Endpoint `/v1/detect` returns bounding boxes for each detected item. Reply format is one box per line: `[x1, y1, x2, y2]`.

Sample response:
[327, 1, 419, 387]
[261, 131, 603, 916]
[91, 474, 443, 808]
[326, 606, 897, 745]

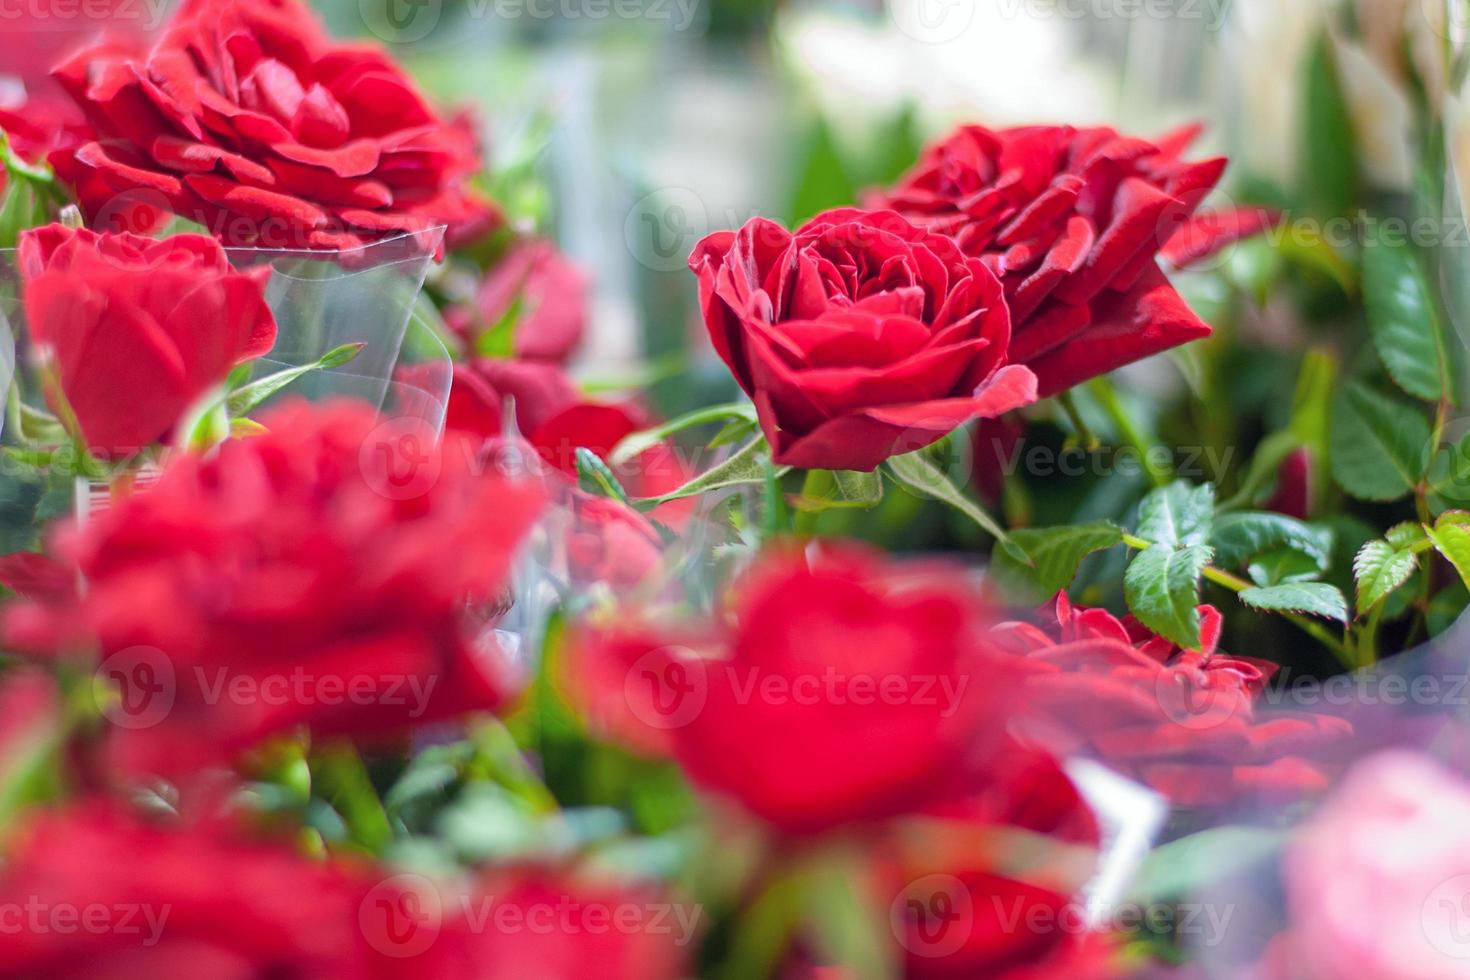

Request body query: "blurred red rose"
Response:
[991, 594, 1350, 808]
[448, 239, 588, 363]
[18, 224, 277, 456]
[0, 805, 396, 979]
[445, 868, 691, 979]
[689, 207, 1036, 471]
[871, 125, 1273, 396]
[50, 0, 497, 251]
[564, 491, 664, 591]
[442, 359, 690, 502]
[1264, 447, 1314, 520]
[3, 400, 544, 775]
[574, 546, 1021, 833]
[878, 748, 1116, 979]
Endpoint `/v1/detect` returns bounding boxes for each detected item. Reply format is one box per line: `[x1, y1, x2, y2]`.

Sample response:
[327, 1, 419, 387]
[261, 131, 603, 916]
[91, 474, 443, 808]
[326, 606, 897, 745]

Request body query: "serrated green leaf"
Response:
[1125, 544, 1212, 649]
[1211, 512, 1333, 573]
[887, 450, 1010, 544]
[1354, 539, 1420, 614]
[1302, 32, 1359, 219]
[1427, 521, 1470, 591]
[1136, 481, 1215, 547]
[990, 522, 1125, 603]
[1329, 383, 1432, 501]
[636, 437, 786, 508]
[1362, 237, 1459, 403]
[576, 448, 631, 504]
[1239, 583, 1349, 623]
[1386, 521, 1428, 549]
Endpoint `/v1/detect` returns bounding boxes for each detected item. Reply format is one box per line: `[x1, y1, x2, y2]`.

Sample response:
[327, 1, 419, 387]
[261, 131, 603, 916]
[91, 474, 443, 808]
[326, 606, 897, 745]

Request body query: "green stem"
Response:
[1057, 391, 1099, 450]
[793, 469, 835, 536]
[1089, 377, 1172, 487]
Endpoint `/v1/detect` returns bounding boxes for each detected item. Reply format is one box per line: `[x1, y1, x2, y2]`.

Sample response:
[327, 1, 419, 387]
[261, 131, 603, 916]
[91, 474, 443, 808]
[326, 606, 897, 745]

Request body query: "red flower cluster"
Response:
[4, 400, 544, 775]
[690, 207, 1036, 471]
[869, 124, 1270, 396]
[18, 224, 277, 456]
[0, 805, 688, 979]
[573, 546, 1024, 833]
[991, 595, 1350, 808]
[51, 0, 496, 250]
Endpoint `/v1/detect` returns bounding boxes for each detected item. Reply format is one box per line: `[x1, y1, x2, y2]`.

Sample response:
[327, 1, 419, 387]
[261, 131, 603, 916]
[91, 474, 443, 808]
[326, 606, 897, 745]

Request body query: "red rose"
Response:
[991, 594, 1350, 808]
[442, 359, 691, 503]
[51, 0, 497, 251]
[0, 806, 689, 979]
[689, 207, 1036, 471]
[564, 491, 665, 591]
[878, 749, 1115, 980]
[573, 546, 1021, 833]
[871, 125, 1270, 396]
[449, 239, 589, 363]
[3, 400, 544, 775]
[18, 224, 277, 456]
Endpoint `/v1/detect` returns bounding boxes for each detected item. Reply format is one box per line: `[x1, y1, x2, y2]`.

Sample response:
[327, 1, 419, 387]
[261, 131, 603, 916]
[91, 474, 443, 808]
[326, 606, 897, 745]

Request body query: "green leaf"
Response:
[609, 402, 757, 468]
[786, 112, 858, 226]
[636, 438, 787, 509]
[1353, 539, 1421, 614]
[1428, 434, 1470, 513]
[576, 448, 631, 504]
[1428, 582, 1470, 637]
[1427, 519, 1470, 592]
[1124, 544, 1213, 649]
[1386, 521, 1428, 549]
[310, 743, 393, 855]
[1329, 382, 1432, 501]
[886, 450, 1010, 544]
[1136, 481, 1215, 547]
[991, 522, 1125, 603]
[1301, 31, 1359, 218]
[1248, 548, 1328, 587]
[226, 343, 365, 417]
[1239, 583, 1349, 623]
[1362, 237, 1459, 404]
[1211, 512, 1333, 574]
[832, 469, 883, 506]
[1131, 827, 1284, 904]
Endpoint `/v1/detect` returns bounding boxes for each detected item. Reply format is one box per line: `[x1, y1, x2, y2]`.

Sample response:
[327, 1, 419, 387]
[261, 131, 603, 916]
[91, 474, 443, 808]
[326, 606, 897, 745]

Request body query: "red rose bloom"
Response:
[689, 207, 1036, 471]
[0, 806, 401, 979]
[18, 224, 277, 456]
[871, 125, 1267, 396]
[51, 0, 496, 251]
[442, 359, 690, 503]
[0, 806, 689, 979]
[991, 594, 1350, 808]
[878, 748, 1115, 980]
[3, 400, 544, 775]
[449, 239, 589, 363]
[574, 547, 1021, 833]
